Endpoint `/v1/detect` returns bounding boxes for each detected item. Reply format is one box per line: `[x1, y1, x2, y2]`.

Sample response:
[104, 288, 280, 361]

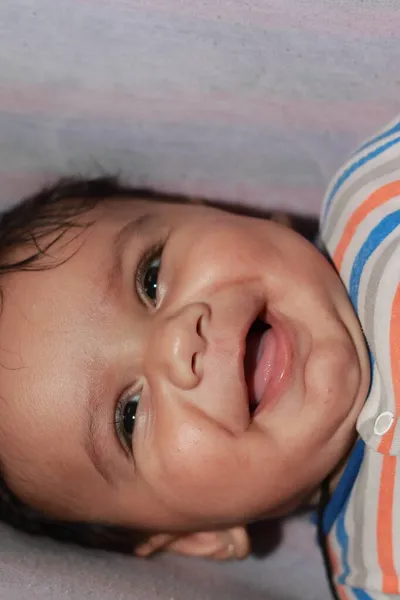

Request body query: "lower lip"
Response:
[253, 315, 292, 416]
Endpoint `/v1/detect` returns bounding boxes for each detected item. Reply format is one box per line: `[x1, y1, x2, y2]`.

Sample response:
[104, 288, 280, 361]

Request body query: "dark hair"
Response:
[0, 176, 318, 553]
[0, 176, 185, 553]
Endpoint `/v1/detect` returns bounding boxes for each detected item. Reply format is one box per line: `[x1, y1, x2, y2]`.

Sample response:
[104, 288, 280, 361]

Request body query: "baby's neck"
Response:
[307, 434, 359, 509]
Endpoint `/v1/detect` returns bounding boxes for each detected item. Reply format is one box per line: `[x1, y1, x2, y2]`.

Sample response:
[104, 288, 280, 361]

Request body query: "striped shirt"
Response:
[319, 115, 400, 600]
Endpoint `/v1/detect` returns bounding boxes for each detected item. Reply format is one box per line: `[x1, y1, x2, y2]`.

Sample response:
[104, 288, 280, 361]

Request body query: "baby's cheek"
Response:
[147, 421, 237, 513]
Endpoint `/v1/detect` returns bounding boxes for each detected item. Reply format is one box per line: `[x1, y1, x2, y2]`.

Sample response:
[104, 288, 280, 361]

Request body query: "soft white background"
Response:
[0, 0, 399, 214]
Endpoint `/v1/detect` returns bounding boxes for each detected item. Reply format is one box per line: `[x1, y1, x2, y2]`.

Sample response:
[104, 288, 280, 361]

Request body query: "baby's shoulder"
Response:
[318, 117, 400, 461]
[320, 115, 400, 250]
[318, 116, 400, 329]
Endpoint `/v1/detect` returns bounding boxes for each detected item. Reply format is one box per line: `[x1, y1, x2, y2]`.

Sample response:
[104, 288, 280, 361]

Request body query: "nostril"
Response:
[196, 315, 202, 336]
[191, 352, 203, 378]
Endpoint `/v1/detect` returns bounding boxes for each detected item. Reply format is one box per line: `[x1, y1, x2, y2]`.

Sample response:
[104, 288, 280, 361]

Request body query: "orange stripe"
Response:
[378, 423, 396, 456]
[376, 286, 400, 593]
[379, 286, 400, 454]
[330, 180, 400, 594]
[390, 285, 400, 419]
[336, 585, 352, 599]
[333, 180, 400, 272]
[377, 455, 398, 593]
[327, 538, 352, 600]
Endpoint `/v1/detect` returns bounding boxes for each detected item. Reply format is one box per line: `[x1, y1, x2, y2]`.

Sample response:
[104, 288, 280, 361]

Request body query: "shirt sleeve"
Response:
[333, 583, 400, 600]
[318, 116, 400, 600]
[319, 115, 400, 456]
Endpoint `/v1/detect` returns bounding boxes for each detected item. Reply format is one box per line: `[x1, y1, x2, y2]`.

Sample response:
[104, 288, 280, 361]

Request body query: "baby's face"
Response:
[0, 199, 370, 532]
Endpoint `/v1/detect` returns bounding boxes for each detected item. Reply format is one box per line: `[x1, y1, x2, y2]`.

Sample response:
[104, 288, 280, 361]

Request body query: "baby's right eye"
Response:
[115, 393, 140, 455]
[136, 244, 163, 307]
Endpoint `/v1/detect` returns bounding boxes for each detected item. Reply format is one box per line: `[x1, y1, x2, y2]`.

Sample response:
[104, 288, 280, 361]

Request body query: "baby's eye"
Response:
[115, 393, 140, 455]
[143, 255, 161, 303]
[136, 246, 163, 306]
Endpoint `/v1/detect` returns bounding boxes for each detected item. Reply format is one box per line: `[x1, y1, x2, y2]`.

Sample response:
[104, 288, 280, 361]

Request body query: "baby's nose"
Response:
[152, 303, 209, 390]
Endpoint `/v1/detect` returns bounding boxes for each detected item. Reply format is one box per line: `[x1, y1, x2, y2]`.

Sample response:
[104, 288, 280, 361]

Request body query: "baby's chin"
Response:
[307, 323, 364, 418]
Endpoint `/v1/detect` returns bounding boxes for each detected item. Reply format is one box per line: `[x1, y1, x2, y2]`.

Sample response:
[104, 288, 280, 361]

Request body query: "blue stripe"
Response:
[336, 506, 374, 599]
[322, 135, 400, 222]
[356, 119, 400, 155]
[336, 496, 351, 586]
[334, 453, 374, 600]
[323, 213, 400, 598]
[349, 211, 400, 309]
[322, 440, 365, 534]
[348, 212, 400, 391]
[350, 588, 374, 600]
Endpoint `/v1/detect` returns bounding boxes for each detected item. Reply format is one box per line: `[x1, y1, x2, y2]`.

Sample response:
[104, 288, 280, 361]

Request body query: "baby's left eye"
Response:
[115, 393, 140, 455]
[136, 246, 163, 306]
[143, 256, 160, 303]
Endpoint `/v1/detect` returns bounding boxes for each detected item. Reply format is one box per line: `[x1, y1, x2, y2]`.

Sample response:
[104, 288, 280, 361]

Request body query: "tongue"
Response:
[252, 328, 277, 404]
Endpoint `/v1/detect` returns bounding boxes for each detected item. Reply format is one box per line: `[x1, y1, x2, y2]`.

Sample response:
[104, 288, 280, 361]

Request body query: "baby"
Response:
[0, 115, 399, 600]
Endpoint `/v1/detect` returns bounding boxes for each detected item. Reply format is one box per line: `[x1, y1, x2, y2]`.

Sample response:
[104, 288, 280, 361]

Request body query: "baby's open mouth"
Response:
[244, 316, 274, 415]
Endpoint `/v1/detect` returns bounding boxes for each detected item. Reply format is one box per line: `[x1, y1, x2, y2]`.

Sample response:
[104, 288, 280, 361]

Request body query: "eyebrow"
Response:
[84, 396, 115, 485]
[107, 212, 156, 293]
[84, 212, 154, 484]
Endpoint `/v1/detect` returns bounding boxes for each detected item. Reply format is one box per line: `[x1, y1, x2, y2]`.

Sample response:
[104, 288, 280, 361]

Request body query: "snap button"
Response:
[374, 411, 394, 436]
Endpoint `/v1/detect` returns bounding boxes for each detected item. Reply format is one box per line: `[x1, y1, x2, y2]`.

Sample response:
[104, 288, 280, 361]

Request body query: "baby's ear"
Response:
[134, 526, 250, 561]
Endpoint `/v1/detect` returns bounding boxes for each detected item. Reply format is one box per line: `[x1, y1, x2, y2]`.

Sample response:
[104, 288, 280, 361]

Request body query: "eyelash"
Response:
[113, 241, 165, 455]
[114, 392, 141, 457]
[135, 242, 164, 307]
